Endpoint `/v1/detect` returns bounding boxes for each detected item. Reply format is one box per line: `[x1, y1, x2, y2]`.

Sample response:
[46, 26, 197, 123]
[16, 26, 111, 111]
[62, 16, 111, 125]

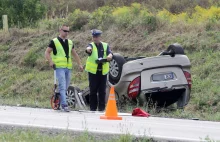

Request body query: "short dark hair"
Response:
[60, 24, 69, 29]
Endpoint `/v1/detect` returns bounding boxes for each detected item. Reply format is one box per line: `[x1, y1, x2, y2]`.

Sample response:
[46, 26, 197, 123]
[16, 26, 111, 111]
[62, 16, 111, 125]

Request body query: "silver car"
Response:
[67, 43, 191, 109]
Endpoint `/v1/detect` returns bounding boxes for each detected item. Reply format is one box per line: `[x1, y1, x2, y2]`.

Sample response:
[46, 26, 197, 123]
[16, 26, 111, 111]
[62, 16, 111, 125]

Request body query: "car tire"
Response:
[167, 43, 185, 55]
[137, 95, 145, 106]
[81, 87, 90, 105]
[66, 86, 81, 108]
[109, 53, 126, 84]
[177, 86, 191, 109]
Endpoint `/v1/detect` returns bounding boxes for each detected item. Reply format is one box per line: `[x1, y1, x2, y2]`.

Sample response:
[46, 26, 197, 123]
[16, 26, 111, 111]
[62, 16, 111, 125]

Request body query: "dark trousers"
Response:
[88, 71, 107, 111]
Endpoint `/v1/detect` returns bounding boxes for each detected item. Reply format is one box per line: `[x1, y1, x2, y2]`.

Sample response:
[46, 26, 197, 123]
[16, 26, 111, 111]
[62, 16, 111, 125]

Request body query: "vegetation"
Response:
[0, 0, 46, 28]
[0, 1, 220, 121]
[0, 129, 152, 142]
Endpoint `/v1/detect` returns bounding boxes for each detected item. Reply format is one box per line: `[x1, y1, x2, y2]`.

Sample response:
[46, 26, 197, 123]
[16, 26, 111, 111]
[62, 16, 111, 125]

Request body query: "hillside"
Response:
[0, 2, 220, 121]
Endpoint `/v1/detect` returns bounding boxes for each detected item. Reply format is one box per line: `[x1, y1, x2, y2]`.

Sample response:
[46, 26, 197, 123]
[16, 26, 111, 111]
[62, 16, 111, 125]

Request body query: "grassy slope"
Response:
[0, 20, 220, 121]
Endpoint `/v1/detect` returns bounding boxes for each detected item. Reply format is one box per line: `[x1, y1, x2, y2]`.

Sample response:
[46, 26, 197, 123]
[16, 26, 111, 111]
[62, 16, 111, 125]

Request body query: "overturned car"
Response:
[67, 43, 191, 109]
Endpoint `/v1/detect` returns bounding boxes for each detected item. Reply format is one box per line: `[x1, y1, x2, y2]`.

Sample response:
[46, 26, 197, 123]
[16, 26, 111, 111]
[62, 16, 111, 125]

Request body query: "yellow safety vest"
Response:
[51, 38, 73, 69]
[85, 42, 110, 75]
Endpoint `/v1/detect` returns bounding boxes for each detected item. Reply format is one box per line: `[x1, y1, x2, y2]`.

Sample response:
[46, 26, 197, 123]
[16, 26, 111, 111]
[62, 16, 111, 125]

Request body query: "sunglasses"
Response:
[93, 35, 101, 38]
[62, 29, 70, 33]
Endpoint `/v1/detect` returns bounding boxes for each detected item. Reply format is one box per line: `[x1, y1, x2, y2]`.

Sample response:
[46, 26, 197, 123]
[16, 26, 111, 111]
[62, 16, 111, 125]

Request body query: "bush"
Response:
[112, 3, 142, 28]
[157, 6, 220, 25]
[139, 9, 157, 32]
[0, 0, 46, 28]
[0, 53, 10, 62]
[191, 6, 220, 23]
[23, 48, 39, 67]
[88, 6, 114, 30]
[39, 18, 68, 30]
[113, 6, 132, 28]
[67, 9, 90, 30]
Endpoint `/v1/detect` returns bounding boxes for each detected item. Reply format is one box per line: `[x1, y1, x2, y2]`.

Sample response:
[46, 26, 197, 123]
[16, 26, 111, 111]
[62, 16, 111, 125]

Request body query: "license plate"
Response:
[164, 73, 174, 80]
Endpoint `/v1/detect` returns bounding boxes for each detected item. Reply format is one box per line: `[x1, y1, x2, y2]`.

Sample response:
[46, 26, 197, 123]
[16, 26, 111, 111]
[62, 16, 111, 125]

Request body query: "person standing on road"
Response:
[45, 24, 83, 112]
[85, 29, 113, 111]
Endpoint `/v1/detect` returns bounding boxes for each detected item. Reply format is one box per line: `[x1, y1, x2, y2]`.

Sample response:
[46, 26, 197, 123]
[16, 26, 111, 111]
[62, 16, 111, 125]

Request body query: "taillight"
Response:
[128, 76, 140, 99]
[184, 71, 192, 89]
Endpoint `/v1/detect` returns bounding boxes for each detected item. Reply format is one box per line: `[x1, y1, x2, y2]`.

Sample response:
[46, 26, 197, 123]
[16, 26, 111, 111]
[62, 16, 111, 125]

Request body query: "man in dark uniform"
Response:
[85, 29, 113, 111]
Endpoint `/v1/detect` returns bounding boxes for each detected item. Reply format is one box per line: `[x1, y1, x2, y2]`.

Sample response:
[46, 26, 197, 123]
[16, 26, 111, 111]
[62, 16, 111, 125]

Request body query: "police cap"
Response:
[91, 29, 102, 37]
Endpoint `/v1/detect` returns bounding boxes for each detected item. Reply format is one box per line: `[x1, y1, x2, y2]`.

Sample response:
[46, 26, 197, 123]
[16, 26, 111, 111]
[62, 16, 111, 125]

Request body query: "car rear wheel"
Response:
[81, 87, 90, 105]
[177, 86, 190, 109]
[167, 43, 185, 55]
[109, 53, 126, 84]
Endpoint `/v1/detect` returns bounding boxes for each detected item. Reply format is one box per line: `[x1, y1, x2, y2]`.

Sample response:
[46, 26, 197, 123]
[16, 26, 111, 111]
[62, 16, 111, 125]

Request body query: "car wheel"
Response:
[66, 86, 81, 108]
[109, 53, 126, 84]
[177, 86, 190, 109]
[136, 93, 146, 106]
[81, 87, 90, 105]
[167, 43, 185, 55]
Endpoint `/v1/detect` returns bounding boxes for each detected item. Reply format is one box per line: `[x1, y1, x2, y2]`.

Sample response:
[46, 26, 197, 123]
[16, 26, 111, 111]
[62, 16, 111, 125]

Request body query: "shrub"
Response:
[113, 6, 132, 28]
[130, 3, 141, 16]
[0, 53, 10, 62]
[112, 3, 142, 28]
[191, 6, 220, 23]
[39, 18, 68, 30]
[88, 6, 114, 30]
[67, 9, 90, 30]
[23, 48, 39, 67]
[157, 6, 220, 24]
[139, 9, 157, 32]
[0, 0, 46, 28]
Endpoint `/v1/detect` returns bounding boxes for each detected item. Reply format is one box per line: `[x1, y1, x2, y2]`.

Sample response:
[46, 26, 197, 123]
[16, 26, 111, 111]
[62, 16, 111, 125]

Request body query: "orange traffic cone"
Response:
[100, 86, 122, 120]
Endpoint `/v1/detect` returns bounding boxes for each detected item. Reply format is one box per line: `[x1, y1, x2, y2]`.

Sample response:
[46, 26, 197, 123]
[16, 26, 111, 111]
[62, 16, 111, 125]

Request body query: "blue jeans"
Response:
[56, 68, 71, 106]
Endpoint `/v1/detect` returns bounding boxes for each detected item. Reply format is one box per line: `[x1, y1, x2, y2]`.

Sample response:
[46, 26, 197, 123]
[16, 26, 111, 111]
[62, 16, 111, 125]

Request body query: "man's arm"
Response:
[106, 45, 113, 61]
[45, 47, 54, 67]
[72, 48, 83, 71]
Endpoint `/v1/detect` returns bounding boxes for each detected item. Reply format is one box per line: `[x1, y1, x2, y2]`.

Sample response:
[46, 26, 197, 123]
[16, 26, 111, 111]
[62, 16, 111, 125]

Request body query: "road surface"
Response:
[0, 106, 219, 142]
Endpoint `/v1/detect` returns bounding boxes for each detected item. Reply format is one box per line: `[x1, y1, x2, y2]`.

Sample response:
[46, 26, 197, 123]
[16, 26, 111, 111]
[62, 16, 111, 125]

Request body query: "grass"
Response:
[0, 129, 152, 142]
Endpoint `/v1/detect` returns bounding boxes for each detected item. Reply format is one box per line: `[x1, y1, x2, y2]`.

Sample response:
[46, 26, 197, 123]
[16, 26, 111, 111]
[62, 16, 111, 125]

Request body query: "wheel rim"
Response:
[51, 96, 60, 110]
[110, 59, 119, 78]
[66, 89, 76, 108]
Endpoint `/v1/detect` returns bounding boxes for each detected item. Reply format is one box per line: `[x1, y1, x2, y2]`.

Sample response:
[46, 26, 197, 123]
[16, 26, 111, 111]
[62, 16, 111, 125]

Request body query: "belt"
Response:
[97, 69, 102, 71]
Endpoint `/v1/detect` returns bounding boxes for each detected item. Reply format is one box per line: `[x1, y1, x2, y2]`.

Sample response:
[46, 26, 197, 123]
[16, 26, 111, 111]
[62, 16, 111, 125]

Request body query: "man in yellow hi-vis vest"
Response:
[45, 24, 83, 112]
[85, 29, 113, 111]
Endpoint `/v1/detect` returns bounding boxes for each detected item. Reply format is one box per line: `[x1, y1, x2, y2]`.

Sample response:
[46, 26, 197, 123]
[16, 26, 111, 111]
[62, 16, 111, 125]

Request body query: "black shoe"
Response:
[98, 109, 105, 112]
[61, 105, 70, 112]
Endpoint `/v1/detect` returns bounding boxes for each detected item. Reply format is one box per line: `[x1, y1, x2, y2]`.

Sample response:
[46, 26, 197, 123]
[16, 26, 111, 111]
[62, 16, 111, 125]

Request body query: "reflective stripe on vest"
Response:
[85, 42, 110, 75]
[51, 38, 73, 69]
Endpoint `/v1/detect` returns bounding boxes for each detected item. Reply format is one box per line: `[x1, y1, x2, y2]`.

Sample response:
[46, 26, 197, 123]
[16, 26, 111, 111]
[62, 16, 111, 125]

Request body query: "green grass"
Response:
[0, 129, 152, 142]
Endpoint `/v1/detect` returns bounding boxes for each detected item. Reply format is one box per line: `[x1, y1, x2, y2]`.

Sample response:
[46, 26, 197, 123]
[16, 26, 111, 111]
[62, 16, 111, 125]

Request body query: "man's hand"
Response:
[45, 47, 54, 68]
[49, 61, 54, 68]
[86, 47, 92, 53]
[79, 65, 84, 72]
[107, 54, 113, 61]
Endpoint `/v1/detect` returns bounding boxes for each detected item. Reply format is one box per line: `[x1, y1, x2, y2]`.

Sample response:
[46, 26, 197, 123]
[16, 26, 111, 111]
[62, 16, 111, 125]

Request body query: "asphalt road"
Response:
[0, 106, 219, 142]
